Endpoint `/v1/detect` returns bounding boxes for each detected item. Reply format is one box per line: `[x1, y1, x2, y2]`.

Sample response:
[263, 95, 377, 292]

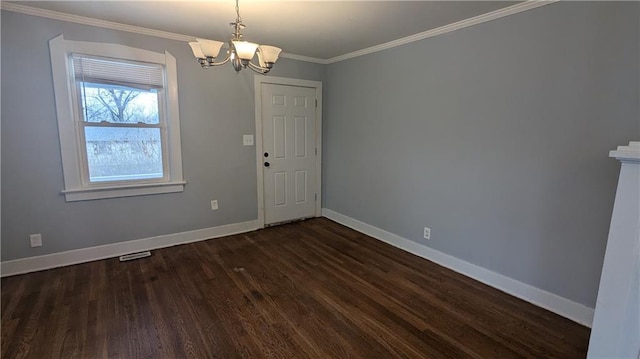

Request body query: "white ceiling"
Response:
[8, 1, 519, 60]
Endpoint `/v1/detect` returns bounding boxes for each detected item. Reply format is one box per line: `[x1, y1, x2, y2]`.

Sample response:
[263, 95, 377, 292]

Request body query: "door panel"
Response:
[274, 171, 286, 206]
[295, 170, 307, 204]
[262, 84, 316, 225]
[294, 116, 307, 157]
[273, 116, 286, 159]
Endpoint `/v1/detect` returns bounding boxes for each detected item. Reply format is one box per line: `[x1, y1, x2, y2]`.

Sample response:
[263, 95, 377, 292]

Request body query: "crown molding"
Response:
[2, 1, 558, 65]
[325, 0, 559, 64]
[0, 2, 194, 42]
[279, 53, 328, 65]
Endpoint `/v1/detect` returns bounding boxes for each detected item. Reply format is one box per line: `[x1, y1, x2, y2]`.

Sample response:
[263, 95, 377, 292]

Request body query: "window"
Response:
[49, 35, 185, 201]
[74, 55, 165, 183]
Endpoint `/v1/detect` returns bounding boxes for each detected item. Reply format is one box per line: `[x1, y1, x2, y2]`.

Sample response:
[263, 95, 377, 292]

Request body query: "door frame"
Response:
[254, 76, 323, 228]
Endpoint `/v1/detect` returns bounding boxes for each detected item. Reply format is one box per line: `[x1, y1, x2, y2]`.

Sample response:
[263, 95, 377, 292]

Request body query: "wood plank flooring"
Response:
[1, 218, 590, 358]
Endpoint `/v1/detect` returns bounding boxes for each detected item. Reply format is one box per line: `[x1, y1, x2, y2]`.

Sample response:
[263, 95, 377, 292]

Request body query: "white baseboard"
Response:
[0, 220, 260, 277]
[322, 208, 595, 327]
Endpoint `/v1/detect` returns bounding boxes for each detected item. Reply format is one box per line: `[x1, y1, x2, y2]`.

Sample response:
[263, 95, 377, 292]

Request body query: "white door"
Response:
[261, 83, 317, 225]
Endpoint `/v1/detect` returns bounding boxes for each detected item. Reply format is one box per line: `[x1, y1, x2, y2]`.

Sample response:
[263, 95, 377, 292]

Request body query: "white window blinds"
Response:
[72, 55, 164, 90]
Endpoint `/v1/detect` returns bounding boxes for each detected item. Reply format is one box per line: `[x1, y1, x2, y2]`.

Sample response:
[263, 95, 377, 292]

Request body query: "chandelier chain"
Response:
[235, 0, 242, 25]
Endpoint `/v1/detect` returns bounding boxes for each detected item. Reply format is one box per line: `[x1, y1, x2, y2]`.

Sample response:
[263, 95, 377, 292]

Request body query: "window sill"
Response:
[62, 181, 186, 202]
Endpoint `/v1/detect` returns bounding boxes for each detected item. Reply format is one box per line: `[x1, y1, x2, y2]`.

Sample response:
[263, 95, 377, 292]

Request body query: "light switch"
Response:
[243, 135, 254, 146]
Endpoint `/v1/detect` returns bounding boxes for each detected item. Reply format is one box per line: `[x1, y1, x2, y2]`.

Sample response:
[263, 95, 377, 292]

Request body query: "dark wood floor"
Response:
[1, 218, 590, 358]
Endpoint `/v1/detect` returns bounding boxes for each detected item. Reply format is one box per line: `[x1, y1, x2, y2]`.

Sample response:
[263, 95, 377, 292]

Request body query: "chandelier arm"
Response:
[247, 61, 270, 74]
[207, 55, 232, 67]
[197, 51, 232, 67]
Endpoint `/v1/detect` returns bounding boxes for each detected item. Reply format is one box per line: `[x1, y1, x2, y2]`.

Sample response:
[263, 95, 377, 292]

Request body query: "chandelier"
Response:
[188, 0, 282, 74]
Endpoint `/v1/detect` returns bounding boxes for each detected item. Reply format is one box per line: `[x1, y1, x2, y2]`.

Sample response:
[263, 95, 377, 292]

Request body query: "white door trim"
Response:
[254, 76, 323, 228]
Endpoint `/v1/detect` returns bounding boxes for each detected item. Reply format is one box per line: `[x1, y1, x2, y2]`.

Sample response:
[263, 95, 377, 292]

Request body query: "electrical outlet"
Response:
[30, 234, 43, 247]
[423, 227, 431, 240]
[210, 200, 219, 210]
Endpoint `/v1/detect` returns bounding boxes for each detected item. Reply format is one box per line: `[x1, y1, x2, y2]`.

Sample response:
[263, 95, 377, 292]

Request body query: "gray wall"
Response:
[323, 1, 639, 307]
[0, 10, 324, 261]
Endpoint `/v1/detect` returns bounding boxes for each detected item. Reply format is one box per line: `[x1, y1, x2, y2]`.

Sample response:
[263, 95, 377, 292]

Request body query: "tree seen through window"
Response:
[80, 83, 163, 182]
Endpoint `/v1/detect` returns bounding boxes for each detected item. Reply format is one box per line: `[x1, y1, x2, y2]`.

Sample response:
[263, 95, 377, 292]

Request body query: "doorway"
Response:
[254, 76, 322, 227]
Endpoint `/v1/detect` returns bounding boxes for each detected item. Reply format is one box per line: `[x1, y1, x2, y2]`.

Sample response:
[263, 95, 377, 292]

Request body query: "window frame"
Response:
[49, 35, 185, 201]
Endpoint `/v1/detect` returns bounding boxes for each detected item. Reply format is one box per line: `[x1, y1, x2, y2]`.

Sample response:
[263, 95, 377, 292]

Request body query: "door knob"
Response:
[264, 162, 270, 167]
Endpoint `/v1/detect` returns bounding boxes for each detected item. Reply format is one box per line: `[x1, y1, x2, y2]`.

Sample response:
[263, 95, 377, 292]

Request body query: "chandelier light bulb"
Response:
[196, 38, 224, 59]
[188, 42, 205, 59]
[232, 41, 259, 61]
[258, 45, 282, 65]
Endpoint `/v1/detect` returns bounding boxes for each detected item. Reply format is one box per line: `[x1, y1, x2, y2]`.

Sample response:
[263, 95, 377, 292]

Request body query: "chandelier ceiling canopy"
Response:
[188, 0, 282, 74]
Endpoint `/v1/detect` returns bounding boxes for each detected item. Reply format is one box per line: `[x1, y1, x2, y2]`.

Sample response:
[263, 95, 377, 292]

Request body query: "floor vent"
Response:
[119, 251, 151, 262]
